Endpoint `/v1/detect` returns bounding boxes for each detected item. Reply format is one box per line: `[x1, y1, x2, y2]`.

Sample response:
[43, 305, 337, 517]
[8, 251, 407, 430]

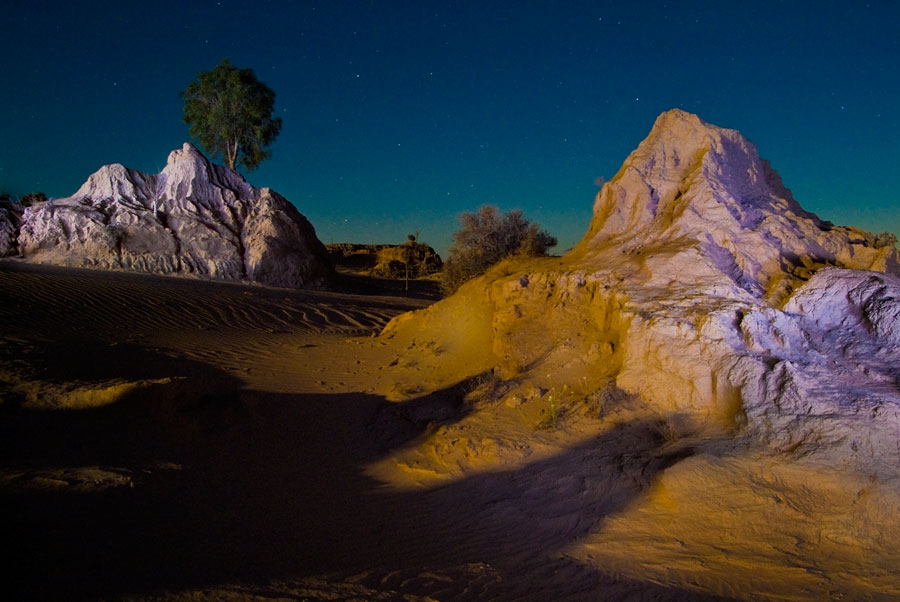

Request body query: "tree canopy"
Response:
[181, 59, 282, 172]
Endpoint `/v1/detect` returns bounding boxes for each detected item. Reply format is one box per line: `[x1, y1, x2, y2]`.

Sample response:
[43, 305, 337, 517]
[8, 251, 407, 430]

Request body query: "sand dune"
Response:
[0, 259, 745, 602]
[0, 260, 424, 396]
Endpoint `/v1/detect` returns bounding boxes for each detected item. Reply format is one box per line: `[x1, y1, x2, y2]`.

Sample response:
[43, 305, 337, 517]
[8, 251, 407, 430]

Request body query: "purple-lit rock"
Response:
[16, 143, 332, 288]
[573, 109, 899, 299]
[0, 198, 23, 256]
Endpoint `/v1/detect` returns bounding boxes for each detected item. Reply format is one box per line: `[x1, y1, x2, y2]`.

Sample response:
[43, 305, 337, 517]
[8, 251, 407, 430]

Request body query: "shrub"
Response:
[441, 205, 556, 294]
[875, 232, 898, 249]
[103, 224, 122, 249]
[19, 192, 48, 207]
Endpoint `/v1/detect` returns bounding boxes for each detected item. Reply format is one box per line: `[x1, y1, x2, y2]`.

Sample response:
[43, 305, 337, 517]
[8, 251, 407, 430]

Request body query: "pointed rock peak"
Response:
[160, 142, 252, 198]
[645, 108, 738, 142]
[164, 142, 212, 172]
[84, 163, 131, 187]
[649, 107, 711, 133]
[642, 108, 718, 146]
[71, 162, 151, 202]
[168, 142, 203, 160]
[626, 108, 759, 183]
[577, 110, 898, 298]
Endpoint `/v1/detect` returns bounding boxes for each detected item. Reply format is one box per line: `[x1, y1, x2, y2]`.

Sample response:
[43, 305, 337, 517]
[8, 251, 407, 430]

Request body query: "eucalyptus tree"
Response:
[181, 59, 282, 172]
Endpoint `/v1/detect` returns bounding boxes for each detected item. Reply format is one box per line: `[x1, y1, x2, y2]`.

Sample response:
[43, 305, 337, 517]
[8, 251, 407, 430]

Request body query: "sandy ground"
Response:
[4, 260, 895, 601]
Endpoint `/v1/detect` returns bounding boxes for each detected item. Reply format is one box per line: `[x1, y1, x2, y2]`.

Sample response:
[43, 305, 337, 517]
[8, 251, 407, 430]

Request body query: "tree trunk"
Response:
[226, 139, 238, 169]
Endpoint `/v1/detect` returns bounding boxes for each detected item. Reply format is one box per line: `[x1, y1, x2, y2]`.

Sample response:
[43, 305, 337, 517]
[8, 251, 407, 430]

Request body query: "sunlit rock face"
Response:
[16, 143, 332, 288]
[380, 109, 900, 475]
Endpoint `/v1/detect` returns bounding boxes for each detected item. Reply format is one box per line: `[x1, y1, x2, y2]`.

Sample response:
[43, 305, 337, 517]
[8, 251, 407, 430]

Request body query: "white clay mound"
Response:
[15, 143, 333, 288]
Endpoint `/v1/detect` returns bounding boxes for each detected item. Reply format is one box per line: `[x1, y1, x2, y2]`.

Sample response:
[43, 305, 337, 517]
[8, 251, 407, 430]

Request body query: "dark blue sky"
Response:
[3, 1, 899, 255]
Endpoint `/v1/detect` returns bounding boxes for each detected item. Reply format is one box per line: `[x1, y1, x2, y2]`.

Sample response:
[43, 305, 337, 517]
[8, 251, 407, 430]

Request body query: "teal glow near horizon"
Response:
[2, 1, 898, 256]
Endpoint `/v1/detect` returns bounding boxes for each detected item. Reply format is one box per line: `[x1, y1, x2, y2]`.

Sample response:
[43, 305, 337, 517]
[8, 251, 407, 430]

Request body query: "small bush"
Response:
[19, 192, 48, 207]
[103, 224, 122, 250]
[441, 205, 556, 294]
[875, 232, 898, 249]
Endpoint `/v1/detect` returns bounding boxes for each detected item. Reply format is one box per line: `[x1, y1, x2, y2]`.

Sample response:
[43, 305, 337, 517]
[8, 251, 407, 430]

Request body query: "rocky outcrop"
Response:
[379, 109, 900, 476]
[326, 242, 442, 278]
[0, 198, 24, 256]
[15, 144, 332, 288]
[571, 109, 898, 301]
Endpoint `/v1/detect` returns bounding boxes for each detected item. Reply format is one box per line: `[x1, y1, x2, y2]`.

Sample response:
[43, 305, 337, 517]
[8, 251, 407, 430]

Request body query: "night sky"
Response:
[3, 1, 899, 255]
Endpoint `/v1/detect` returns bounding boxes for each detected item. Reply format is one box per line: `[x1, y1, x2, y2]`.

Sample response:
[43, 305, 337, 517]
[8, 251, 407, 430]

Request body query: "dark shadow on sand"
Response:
[2, 372, 736, 601]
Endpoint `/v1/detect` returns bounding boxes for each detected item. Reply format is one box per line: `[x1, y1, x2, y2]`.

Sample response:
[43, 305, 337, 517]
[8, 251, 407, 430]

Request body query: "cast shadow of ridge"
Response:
[0, 341, 248, 467]
[2, 367, 735, 602]
[0, 342, 251, 601]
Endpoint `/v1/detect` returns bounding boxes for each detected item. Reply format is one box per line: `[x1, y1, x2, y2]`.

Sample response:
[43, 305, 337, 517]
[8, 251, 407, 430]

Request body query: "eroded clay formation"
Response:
[12, 143, 332, 288]
[380, 109, 900, 476]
